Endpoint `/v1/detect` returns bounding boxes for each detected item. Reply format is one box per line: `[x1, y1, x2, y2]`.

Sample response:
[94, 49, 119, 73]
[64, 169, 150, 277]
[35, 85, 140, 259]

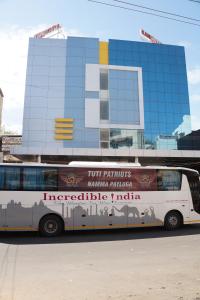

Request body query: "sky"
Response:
[0, 0, 200, 133]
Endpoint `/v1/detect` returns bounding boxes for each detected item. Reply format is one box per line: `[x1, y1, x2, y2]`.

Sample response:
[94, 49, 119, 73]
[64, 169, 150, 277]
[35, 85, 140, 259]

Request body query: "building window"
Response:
[100, 101, 109, 121]
[100, 69, 108, 90]
[100, 128, 144, 149]
[110, 129, 144, 149]
[100, 69, 109, 122]
[100, 129, 109, 148]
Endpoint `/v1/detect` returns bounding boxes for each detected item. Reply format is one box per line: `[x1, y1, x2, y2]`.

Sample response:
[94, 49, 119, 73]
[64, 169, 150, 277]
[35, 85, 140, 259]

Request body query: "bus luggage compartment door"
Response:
[5, 201, 33, 229]
[127, 203, 162, 227]
[73, 204, 94, 230]
[92, 203, 127, 229]
[109, 204, 128, 228]
[0, 204, 6, 229]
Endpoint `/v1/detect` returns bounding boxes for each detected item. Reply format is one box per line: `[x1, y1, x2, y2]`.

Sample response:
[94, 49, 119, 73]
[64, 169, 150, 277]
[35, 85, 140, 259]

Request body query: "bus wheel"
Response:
[164, 211, 183, 230]
[39, 215, 63, 237]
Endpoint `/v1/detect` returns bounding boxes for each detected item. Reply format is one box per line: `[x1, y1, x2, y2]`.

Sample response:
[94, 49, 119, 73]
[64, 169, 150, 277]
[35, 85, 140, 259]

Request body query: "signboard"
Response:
[34, 24, 61, 39]
[140, 29, 161, 44]
[58, 167, 157, 191]
[1, 135, 22, 152]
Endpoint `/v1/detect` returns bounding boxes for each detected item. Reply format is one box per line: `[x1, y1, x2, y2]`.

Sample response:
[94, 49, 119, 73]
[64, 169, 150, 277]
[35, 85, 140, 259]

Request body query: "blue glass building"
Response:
[13, 36, 192, 157]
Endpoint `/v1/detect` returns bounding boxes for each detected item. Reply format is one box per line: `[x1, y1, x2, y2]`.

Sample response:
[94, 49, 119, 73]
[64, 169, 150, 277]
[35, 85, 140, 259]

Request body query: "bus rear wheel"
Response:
[39, 215, 63, 237]
[164, 211, 183, 230]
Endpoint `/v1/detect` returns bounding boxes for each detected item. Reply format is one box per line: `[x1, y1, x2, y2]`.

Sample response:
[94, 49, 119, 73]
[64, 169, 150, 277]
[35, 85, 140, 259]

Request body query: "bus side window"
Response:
[23, 168, 57, 191]
[157, 170, 181, 191]
[5, 167, 21, 190]
[41, 168, 57, 191]
[0, 167, 4, 190]
[23, 168, 38, 190]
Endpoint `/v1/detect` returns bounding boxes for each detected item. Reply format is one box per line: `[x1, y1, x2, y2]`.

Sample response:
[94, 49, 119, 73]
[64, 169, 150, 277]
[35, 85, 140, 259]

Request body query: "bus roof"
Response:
[0, 161, 198, 174]
[68, 161, 142, 167]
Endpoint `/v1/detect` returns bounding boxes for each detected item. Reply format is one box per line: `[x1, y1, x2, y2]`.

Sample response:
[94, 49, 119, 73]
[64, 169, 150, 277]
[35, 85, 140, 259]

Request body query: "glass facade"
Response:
[109, 39, 191, 150]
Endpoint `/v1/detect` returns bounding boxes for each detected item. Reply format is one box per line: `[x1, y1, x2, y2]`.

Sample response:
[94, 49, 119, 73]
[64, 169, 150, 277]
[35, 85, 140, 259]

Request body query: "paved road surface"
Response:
[0, 225, 200, 300]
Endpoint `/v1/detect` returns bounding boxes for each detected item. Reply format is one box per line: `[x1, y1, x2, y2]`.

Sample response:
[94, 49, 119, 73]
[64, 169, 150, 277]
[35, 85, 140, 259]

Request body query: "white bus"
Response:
[0, 162, 200, 237]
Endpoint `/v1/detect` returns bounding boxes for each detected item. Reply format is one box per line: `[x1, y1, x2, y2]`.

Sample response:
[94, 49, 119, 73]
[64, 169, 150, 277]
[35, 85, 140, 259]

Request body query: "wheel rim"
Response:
[168, 215, 178, 226]
[44, 220, 58, 234]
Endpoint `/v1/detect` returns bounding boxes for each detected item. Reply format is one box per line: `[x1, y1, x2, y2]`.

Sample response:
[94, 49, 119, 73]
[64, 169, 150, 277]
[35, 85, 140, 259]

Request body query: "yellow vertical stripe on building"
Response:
[99, 41, 108, 65]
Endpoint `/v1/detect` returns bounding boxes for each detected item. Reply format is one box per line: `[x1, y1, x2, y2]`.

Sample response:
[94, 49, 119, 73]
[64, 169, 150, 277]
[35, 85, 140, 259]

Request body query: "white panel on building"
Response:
[85, 64, 144, 130]
[85, 64, 99, 91]
[85, 99, 100, 128]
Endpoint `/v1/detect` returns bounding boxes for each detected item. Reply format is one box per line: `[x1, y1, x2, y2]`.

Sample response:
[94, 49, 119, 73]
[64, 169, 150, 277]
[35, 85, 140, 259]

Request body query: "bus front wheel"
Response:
[164, 211, 183, 230]
[39, 214, 63, 237]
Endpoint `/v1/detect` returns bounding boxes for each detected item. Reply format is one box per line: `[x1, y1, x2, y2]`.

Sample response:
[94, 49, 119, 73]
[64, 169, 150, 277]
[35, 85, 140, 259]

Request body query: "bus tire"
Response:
[164, 211, 183, 230]
[39, 214, 64, 237]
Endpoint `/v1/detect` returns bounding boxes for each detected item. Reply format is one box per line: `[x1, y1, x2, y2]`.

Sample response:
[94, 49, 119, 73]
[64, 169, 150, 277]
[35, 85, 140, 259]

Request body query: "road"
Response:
[0, 225, 200, 300]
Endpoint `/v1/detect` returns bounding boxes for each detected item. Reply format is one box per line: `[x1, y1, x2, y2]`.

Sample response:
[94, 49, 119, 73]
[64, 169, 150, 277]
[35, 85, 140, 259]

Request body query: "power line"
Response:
[113, 0, 200, 23]
[88, 0, 200, 27]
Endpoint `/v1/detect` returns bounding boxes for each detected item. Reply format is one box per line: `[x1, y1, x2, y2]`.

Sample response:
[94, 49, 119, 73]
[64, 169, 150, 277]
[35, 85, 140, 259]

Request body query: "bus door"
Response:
[160, 171, 190, 220]
[180, 173, 195, 219]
